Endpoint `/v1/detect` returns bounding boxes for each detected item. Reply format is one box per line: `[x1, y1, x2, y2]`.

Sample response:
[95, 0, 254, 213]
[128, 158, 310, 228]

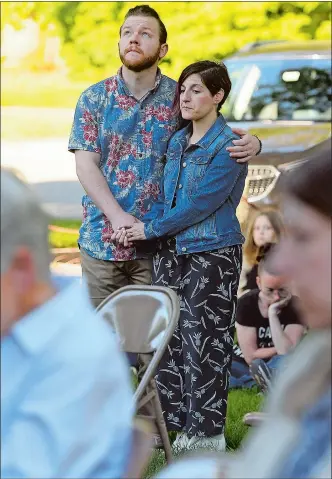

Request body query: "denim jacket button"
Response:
[182, 162, 187, 167]
[181, 247, 187, 252]
[178, 184, 183, 189]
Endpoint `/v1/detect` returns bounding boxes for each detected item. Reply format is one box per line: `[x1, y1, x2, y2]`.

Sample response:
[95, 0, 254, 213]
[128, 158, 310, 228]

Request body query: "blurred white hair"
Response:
[1, 169, 51, 281]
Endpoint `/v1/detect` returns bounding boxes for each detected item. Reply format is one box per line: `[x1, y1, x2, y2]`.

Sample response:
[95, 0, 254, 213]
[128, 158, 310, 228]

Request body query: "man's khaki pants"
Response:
[80, 247, 152, 309]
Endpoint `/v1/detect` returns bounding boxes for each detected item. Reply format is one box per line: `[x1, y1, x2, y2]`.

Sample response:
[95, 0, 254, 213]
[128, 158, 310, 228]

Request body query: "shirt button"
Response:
[138, 153, 143, 158]
[182, 247, 187, 252]
[182, 162, 187, 167]
[178, 184, 183, 189]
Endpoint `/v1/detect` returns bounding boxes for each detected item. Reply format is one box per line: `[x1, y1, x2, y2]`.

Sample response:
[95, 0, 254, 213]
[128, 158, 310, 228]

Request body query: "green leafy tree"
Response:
[1, 1, 331, 81]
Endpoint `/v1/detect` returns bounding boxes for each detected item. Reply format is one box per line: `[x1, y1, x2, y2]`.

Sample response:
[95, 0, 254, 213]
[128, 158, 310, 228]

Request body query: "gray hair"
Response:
[1, 169, 51, 281]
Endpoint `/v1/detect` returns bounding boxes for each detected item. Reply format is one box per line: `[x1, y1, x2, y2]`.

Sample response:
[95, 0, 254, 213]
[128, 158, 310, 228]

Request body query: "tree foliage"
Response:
[1, 1, 331, 81]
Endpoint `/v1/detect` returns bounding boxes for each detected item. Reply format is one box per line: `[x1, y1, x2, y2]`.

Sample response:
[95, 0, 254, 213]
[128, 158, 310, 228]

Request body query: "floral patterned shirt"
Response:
[68, 68, 178, 261]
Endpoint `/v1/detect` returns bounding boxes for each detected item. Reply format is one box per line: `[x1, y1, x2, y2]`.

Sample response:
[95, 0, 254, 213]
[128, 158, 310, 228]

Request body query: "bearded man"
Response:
[69, 4, 261, 308]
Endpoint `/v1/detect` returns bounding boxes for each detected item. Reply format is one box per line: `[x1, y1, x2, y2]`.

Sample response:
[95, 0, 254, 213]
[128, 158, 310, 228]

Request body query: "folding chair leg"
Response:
[150, 378, 173, 463]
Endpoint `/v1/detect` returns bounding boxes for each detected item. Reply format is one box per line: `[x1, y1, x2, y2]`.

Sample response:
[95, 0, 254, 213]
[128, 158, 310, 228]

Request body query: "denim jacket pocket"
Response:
[186, 156, 210, 195]
[181, 212, 217, 242]
[188, 155, 210, 165]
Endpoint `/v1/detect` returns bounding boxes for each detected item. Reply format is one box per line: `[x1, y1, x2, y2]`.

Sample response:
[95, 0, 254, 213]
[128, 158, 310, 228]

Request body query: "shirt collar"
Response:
[177, 114, 227, 151]
[116, 67, 162, 98]
[10, 279, 91, 356]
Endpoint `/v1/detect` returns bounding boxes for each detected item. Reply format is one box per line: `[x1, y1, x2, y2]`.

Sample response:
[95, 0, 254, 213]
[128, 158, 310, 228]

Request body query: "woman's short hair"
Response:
[279, 141, 331, 219]
[173, 60, 231, 116]
[243, 209, 284, 266]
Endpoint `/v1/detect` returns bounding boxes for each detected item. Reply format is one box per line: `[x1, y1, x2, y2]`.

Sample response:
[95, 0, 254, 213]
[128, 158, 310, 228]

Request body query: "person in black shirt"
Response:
[230, 244, 305, 390]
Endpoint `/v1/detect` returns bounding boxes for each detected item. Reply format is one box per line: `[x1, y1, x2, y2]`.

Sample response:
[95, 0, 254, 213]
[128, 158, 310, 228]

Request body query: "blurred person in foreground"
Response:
[230, 243, 304, 392]
[156, 145, 331, 478]
[0, 170, 133, 478]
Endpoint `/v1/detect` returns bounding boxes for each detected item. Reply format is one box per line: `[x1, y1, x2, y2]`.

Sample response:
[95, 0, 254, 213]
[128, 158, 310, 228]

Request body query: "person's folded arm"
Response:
[268, 298, 305, 355]
[1, 339, 133, 479]
[145, 141, 246, 239]
[269, 319, 305, 355]
[252, 346, 278, 361]
[236, 322, 277, 365]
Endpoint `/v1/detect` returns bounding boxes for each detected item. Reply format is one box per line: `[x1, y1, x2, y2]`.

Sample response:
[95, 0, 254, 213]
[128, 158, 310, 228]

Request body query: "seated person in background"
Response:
[1, 170, 133, 479]
[238, 209, 284, 296]
[230, 243, 305, 391]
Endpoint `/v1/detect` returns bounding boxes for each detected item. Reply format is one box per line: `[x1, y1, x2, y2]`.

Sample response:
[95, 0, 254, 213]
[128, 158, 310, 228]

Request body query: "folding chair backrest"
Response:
[96, 285, 179, 353]
[97, 285, 180, 401]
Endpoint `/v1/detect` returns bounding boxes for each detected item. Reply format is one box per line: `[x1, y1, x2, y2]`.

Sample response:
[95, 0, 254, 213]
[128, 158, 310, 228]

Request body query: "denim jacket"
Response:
[144, 114, 248, 255]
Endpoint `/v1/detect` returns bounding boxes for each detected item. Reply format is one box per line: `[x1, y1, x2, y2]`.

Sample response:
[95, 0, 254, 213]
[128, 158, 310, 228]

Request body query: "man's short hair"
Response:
[257, 243, 276, 276]
[121, 4, 167, 44]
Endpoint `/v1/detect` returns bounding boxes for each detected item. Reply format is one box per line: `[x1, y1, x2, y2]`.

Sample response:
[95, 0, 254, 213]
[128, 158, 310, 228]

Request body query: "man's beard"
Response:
[119, 46, 161, 73]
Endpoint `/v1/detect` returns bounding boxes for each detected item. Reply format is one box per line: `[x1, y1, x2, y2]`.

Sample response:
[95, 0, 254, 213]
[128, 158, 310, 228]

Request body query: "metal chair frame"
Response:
[96, 285, 180, 464]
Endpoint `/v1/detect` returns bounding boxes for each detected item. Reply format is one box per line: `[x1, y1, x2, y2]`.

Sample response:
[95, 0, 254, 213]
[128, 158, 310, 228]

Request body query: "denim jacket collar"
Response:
[175, 114, 227, 151]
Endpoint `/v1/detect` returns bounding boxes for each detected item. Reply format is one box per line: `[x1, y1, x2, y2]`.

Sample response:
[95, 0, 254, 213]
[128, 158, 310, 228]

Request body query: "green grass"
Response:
[49, 219, 80, 249]
[1, 72, 93, 140]
[1, 72, 89, 109]
[225, 387, 263, 449]
[144, 388, 263, 478]
[2, 106, 74, 140]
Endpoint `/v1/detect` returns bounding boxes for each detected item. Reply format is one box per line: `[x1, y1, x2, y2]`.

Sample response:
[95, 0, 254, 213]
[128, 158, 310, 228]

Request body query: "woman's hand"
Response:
[125, 221, 147, 241]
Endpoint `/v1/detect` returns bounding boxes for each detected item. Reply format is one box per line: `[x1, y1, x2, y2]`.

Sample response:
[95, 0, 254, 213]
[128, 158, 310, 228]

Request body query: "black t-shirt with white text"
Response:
[233, 289, 301, 361]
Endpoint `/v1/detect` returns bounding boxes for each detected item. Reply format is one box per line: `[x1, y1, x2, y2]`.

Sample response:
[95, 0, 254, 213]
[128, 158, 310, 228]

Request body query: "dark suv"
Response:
[223, 40, 331, 226]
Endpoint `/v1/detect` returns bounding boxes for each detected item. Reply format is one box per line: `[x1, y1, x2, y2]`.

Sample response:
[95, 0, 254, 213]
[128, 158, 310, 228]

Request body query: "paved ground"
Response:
[1, 137, 84, 219]
[51, 262, 82, 277]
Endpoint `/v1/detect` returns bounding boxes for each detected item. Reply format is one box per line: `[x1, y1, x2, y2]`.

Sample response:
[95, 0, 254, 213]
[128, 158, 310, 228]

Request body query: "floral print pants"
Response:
[153, 238, 242, 438]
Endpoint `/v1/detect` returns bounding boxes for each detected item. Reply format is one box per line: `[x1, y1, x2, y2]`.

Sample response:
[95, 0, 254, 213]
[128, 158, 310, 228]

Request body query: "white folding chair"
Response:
[96, 285, 180, 464]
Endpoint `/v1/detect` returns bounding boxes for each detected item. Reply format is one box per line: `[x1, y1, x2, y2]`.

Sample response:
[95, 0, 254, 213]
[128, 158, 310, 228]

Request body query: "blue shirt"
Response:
[1, 279, 133, 478]
[68, 68, 178, 262]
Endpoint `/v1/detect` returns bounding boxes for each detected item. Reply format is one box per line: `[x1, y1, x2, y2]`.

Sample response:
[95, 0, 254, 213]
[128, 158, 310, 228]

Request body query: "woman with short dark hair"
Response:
[124, 60, 247, 450]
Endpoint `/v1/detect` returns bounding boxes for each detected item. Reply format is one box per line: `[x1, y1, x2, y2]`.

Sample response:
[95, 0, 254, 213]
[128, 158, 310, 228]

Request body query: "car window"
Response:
[224, 57, 331, 122]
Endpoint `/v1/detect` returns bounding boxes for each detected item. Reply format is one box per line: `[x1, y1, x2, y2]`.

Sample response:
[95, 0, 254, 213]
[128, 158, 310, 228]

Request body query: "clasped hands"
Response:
[110, 218, 146, 247]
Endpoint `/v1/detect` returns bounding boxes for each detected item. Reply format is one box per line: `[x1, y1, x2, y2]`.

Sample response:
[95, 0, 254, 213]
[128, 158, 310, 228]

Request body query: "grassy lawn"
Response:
[145, 388, 263, 478]
[2, 106, 74, 141]
[1, 72, 89, 109]
[49, 219, 80, 248]
[1, 72, 90, 140]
